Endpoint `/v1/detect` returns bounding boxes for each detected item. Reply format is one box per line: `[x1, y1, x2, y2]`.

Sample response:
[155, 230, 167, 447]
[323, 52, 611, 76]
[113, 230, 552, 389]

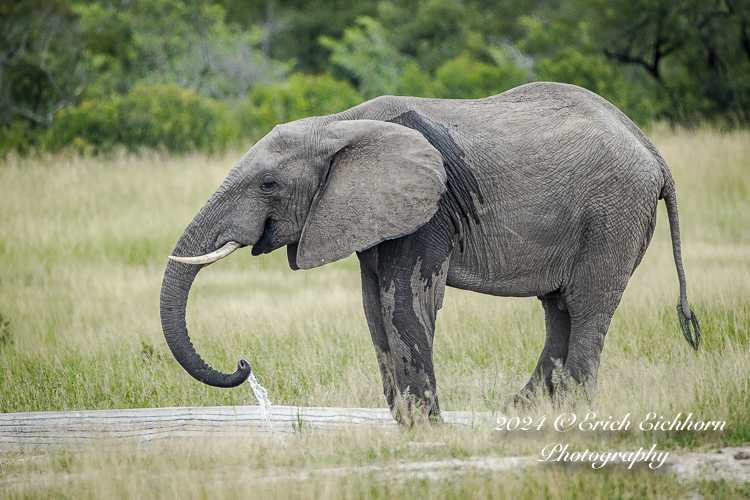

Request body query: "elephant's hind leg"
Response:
[554, 194, 647, 403]
[560, 293, 624, 402]
[509, 293, 571, 408]
[559, 264, 632, 403]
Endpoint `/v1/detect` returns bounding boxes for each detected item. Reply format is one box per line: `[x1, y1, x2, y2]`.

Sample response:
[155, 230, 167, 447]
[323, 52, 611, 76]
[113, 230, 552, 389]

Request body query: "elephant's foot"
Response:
[501, 385, 547, 413]
[554, 370, 595, 406]
[500, 394, 534, 413]
[502, 358, 562, 412]
[502, 358, 597, 412]
[542, 369, 594, 410]
[502, 386, 587, 414]
[390, 392, 442, 429]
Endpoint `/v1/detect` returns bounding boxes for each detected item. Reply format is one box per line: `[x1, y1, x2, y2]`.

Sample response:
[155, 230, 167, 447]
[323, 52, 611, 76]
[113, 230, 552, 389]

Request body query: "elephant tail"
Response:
[661, 178, 701, 350]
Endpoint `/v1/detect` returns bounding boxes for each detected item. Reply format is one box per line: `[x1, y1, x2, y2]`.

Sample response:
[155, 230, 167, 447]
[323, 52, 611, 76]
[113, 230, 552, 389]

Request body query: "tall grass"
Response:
[0, 130, 748, 497]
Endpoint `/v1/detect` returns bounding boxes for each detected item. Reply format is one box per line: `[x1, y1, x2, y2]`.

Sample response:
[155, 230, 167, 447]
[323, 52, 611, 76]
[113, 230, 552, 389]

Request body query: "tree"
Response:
[75, 0, 288, 100]
[319, 17, 405, 99]
[214, 0, 379, 73]
[570, 0, 750, 122]
[0, 0, 84, 127]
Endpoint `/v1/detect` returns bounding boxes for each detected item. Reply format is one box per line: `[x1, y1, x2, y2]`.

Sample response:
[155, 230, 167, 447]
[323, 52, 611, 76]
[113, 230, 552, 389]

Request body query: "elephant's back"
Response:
[356, 84, 663, 177]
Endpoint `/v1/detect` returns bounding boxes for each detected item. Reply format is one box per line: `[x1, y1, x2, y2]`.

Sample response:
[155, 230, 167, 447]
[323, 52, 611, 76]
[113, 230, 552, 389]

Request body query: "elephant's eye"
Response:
[260, 177, 278, 192]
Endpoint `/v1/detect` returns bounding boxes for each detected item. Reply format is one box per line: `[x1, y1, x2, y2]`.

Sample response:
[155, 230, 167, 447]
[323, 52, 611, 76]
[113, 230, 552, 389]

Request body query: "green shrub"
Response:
[242, 73, 363, 137]
[0, 121, 39, 157]
[433, 54, 527, 100]
[43, 83, 234, 154]
[396, 62, 440, 97]
[319, 17, 405, 100]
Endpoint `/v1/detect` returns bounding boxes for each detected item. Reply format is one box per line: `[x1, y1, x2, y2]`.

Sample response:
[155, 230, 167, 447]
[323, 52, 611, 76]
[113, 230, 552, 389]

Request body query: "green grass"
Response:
[1, 130, 749, 497]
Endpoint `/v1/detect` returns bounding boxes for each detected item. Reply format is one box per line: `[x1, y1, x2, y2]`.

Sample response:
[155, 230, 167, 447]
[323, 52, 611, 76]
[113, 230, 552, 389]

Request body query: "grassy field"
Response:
[1, 129, 749, 498]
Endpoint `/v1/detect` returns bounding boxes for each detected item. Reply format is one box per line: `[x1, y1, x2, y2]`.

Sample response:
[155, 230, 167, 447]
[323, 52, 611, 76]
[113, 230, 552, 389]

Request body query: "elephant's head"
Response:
[160, 118, 447, 387]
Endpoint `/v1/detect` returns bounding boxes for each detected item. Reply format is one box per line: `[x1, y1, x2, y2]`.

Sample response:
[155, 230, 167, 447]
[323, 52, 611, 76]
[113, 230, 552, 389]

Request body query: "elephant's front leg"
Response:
[358, 250, 399, 412]
[358, 230, 452, 426]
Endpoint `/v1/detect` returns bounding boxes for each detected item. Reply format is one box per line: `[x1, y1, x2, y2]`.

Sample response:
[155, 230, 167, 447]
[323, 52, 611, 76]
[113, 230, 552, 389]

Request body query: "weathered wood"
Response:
[0, 406, 496, 451]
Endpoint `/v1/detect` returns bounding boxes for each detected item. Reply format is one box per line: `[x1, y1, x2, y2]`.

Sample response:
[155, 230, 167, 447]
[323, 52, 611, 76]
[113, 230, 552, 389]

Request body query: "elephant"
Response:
[160, 82, 700, 425]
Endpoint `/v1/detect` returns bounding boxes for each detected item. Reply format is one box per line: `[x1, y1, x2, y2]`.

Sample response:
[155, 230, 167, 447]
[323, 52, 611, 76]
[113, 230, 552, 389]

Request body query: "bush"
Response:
[6, 75, 362, 156]
[396, 62, 439, 97]
[43, 83, 234, 154]
[0, 121, 39, 157]
[433, 54, 527, 100]
[242, 73, 364, 137]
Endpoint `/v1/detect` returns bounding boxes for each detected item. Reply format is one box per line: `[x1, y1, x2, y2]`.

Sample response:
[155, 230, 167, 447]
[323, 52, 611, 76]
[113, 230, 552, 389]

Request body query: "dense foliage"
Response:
[2, 0, 749, 154]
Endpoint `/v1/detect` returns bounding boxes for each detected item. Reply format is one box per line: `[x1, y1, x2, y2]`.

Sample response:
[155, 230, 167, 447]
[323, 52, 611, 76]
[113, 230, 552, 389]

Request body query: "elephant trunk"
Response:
[159, 217, 252, 388]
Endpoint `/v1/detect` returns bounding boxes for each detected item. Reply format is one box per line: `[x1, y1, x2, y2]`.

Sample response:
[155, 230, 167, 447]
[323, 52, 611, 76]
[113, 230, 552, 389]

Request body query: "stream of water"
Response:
[247, 372, 273, 428]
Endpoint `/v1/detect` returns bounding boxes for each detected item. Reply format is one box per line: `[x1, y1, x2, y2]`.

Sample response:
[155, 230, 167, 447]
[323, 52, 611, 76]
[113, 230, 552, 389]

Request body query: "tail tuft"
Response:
[677, 303, 701, 350]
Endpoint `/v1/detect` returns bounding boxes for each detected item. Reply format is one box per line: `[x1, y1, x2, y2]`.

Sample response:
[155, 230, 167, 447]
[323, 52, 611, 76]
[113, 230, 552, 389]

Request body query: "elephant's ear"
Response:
[296, 119, 446, 269]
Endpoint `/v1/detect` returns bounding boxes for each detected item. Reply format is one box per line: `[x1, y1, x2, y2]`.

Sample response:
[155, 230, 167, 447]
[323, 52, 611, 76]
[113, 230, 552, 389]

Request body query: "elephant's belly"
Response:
[445, 246, 567, 298]
[444, 212, 576, 298]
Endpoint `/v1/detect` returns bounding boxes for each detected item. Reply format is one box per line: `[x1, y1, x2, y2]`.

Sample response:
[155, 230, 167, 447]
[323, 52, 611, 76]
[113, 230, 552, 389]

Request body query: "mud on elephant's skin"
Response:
[160, 82, 700, 426]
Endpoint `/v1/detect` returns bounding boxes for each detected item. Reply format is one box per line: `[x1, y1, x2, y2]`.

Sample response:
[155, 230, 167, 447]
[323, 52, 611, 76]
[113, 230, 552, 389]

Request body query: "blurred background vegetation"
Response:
[2, 0, 749, 155]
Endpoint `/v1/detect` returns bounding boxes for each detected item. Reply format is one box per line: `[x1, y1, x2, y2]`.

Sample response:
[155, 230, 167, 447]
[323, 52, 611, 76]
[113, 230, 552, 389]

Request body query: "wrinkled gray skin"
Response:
[160, 82, 700, 425]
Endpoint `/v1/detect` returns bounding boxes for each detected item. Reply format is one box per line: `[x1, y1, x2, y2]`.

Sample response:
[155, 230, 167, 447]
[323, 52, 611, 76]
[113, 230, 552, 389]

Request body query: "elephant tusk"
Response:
[169, 241, 241, 265]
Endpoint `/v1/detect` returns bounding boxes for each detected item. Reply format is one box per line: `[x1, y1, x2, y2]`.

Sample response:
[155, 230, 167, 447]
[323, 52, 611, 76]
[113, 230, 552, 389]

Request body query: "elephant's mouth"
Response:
[251, 217, 280, 256]
[170, 217, 288, 265]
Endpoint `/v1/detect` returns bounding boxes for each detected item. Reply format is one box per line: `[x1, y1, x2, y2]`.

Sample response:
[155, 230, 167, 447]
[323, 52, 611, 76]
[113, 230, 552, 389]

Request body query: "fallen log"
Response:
[0, 406, 496, 451]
